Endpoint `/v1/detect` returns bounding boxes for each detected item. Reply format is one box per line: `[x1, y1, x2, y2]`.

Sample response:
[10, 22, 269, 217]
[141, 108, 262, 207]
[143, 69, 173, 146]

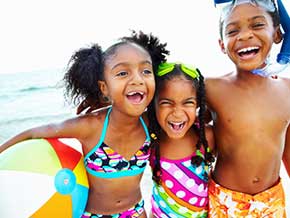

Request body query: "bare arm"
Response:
[205, 124, 216, 155]
[0, 116, 89, 153]
[283, 124, 290, 177]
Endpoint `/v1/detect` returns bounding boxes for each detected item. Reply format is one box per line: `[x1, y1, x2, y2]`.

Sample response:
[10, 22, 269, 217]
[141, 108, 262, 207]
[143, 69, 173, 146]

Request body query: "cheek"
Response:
[148, 79, 156, 92]
[155, 108, 167, 125]
[188, 108, 197, 121]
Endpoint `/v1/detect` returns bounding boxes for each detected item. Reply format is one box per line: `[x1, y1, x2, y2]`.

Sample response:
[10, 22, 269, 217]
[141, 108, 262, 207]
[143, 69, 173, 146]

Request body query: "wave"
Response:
[18, 85, 57, 93]
[0, 85, 63, 100]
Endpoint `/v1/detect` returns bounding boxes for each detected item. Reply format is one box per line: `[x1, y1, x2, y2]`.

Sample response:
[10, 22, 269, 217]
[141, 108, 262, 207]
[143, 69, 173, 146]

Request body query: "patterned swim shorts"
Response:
[208, 178, 286, 218]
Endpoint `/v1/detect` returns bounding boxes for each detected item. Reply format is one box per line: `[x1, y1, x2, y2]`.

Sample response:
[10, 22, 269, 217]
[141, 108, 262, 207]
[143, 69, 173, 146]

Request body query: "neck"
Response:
[235, 68, 271, 84]
[109, 107, 141, 132]
[160, 129, 197, 147]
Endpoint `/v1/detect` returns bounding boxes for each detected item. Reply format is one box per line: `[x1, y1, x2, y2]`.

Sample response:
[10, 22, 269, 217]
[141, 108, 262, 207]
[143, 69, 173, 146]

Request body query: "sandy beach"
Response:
[141, 163, 290, 216]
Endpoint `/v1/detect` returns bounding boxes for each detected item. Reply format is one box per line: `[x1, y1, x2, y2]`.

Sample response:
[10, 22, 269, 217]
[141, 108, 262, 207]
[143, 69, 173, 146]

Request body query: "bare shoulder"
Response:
[205, 72, 234, 84]
[205, 73, 235, 108]
[279, 75, 290, 89]
[205, 72, 235, 93]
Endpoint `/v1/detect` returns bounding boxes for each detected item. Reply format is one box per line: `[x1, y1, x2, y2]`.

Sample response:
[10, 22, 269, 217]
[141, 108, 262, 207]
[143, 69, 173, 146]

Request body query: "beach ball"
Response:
[0, 138, 89, 218]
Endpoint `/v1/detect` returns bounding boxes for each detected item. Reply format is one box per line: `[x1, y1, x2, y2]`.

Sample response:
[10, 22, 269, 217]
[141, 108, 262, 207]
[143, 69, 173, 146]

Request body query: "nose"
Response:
[172, 106, 184, 117]
[238, 28, 253, 41]
[131, 71, 144, 85]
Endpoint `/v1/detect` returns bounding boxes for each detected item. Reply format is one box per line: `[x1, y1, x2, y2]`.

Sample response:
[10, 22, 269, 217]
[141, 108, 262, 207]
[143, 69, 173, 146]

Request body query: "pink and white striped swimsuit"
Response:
[151, 152, 209, 218]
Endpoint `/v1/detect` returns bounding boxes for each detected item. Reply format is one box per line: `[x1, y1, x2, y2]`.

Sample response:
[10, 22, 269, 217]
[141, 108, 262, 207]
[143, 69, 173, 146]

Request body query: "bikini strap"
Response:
[84, 107, 111, 160]
[98, 107, 112, 143]
[139, 115, 150, 141]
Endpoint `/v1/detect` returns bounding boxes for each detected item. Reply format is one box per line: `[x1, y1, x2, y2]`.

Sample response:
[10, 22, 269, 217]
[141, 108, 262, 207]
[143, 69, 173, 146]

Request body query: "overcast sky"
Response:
[0, 0, 288, 76]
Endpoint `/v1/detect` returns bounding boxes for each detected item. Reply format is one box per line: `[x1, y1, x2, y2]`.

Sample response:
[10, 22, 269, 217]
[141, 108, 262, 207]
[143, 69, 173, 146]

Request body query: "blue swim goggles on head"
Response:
[213, 0, 290, 77]
[157, 62, 200, 79]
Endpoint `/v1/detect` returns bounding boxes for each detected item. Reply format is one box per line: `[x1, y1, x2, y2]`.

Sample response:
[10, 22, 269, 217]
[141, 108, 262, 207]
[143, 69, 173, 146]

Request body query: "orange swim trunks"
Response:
[208, 178, 286, 218]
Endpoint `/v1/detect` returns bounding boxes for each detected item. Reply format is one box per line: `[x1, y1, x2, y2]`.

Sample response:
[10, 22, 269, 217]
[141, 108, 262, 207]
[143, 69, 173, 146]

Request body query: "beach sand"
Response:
[141, 163, 290, 216]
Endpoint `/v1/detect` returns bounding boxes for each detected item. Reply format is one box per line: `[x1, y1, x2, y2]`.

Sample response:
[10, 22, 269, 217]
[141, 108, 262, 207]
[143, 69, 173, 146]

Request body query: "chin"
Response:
[167, 132, 186, 139]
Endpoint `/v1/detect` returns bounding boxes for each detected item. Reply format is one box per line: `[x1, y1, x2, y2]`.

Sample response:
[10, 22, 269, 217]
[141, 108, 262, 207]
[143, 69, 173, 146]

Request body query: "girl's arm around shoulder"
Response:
[0, 110, 105, 153]
[205, 124, 216, 155]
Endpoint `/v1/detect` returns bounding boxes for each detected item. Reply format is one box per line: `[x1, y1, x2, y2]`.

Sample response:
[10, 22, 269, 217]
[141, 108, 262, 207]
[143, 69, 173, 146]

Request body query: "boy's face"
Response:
[219, 3, 281, 72]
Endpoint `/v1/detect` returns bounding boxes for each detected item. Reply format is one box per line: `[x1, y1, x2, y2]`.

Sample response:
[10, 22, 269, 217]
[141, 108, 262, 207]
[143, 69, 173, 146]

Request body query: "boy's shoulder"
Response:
[205, 72, 234, 83]
[205, 72, 235, 91]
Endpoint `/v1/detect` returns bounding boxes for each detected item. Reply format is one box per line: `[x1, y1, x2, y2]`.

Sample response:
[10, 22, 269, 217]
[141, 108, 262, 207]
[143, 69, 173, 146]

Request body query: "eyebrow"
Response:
[159, 96, 197, 102]
[111, 60, 152, 70]
[184, 97, 197, 101]
[225, 15, 267, 29]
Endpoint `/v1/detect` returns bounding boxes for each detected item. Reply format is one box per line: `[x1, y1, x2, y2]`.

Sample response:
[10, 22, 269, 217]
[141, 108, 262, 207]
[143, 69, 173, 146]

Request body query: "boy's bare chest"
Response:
[213, 88, 290, 130]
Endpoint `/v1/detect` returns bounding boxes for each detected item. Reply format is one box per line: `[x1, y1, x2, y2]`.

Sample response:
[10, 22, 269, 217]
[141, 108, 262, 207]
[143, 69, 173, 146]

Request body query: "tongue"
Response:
[127, 94, 142, 103]
[172, 124, 181, 130]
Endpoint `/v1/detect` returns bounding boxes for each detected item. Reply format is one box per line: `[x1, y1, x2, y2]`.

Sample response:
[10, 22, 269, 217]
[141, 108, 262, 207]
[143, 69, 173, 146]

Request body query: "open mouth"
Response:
[237, 46, 260, 59]
[168, 121, 185, 131]
[126, 91, 145, 104]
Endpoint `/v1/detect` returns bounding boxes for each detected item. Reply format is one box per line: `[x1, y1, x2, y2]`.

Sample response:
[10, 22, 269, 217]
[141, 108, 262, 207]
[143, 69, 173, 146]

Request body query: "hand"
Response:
[76, 99, 110, 115]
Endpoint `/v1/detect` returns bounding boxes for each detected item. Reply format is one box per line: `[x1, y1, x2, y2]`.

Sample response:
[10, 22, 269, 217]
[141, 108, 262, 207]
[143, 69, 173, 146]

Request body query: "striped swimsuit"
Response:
[151, 152, 209, 218]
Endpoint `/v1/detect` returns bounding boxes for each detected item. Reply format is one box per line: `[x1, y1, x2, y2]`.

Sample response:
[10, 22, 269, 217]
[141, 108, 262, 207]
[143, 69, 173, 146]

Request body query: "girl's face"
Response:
[155, 76, 197, 139]
[100, 43, 155, 117]
[219, 3, 281, 72]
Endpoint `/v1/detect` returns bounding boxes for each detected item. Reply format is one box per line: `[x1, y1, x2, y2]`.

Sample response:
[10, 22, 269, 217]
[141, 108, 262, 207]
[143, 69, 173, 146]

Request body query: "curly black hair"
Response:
[63, 30, 170, 107]
[147, 64, 215, 185]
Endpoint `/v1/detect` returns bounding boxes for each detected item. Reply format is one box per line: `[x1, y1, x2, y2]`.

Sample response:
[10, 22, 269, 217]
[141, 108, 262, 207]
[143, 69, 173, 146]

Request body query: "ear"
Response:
[219, 39, 227, 54]
[273, 27, 283, 44]
[98, 80, 109, 97]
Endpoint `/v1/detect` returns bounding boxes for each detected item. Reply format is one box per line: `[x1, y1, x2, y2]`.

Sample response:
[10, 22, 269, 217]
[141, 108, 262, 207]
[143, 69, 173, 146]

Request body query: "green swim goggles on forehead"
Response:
[157, 62, 200, 79]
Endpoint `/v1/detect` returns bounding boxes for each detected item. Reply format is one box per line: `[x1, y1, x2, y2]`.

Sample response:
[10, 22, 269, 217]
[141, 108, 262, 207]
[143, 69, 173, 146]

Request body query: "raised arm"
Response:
[0, 116, 89, 153]
[283, 124, 290, 177]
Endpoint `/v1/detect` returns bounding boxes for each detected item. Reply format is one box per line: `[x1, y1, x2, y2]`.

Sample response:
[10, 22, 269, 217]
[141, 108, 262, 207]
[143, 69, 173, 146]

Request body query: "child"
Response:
[205, 0, 290, 217]
[0, 31, 169, 218]
[147, 62, 215, 217]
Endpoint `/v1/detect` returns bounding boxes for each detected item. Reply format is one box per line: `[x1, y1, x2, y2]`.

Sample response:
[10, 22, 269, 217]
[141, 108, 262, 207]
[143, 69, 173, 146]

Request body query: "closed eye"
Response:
[226, 29, 239, 36]
[159, 100, 171, 105]
[252, 22, 266, 29]
[184, 101, 196, 105]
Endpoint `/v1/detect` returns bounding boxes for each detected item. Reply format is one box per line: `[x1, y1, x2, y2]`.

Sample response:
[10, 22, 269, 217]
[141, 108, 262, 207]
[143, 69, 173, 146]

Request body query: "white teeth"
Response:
[127, 91, 144, 96]
[238, 46, 259, 53]
[170, 121, 184, 125]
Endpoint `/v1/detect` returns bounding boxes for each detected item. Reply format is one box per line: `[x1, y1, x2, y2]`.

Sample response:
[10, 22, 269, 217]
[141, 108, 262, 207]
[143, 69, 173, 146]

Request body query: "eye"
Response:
[252, 22, 265, 29]
[159, 100, 171, 105]
[226, 28, 239, 36]
[185, 101, 196, 105]
[143, 69, 153, 75]
[116, 71, 128, 77]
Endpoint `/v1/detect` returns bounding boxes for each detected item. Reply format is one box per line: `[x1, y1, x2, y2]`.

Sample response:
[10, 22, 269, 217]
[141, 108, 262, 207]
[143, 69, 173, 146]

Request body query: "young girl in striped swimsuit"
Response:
[147, 62, 216, 218]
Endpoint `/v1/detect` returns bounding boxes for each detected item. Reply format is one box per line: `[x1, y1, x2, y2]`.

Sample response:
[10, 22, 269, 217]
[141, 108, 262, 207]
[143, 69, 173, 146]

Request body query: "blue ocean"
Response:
[0, 69, 75, 144]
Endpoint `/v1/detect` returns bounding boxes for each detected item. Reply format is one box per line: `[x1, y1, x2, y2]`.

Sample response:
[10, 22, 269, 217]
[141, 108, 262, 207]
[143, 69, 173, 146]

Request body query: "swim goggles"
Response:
[218, 0, 276, 20]
[157, 62, 200, 79]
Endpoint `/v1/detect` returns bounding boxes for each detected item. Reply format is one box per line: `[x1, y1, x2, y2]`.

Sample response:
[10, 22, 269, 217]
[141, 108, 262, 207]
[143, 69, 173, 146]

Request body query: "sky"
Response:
[0, 0, 288, 77]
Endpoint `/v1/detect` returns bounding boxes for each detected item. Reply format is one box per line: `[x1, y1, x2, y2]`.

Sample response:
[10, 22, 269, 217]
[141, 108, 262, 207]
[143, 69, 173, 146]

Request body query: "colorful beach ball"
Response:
[0, 138, 89, 218]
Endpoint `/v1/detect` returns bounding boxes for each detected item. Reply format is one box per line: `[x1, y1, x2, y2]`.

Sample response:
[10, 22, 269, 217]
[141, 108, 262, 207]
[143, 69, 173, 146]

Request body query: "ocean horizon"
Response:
[0, 69, 289, 216]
